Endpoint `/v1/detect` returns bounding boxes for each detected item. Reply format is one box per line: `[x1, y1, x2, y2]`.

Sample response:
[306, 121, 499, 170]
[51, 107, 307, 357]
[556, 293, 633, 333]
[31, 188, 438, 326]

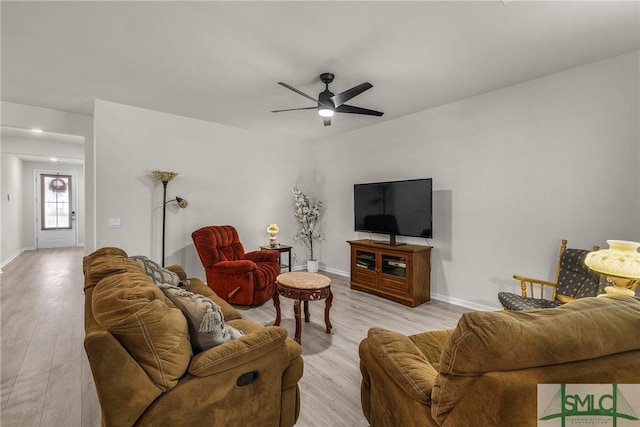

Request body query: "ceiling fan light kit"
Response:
[272, 72, 383, 127]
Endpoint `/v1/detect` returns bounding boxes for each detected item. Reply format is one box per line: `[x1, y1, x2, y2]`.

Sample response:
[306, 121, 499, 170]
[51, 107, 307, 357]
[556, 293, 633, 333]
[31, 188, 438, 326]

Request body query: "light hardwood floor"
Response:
[1, 247, 470, 427]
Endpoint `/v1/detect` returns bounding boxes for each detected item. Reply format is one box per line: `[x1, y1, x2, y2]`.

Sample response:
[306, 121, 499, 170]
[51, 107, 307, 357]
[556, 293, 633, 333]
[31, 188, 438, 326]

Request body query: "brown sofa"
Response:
[359, 296, 640, 427]
[83, 247, 303, 427]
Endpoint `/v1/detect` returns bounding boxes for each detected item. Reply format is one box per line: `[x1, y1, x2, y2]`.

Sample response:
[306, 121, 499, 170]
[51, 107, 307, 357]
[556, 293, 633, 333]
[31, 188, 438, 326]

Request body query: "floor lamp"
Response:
[152, 170, 188, 267]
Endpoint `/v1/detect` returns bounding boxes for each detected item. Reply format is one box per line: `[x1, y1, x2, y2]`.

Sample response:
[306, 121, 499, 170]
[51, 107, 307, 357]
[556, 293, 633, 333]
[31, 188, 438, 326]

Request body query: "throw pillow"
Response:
[159, 283, 243, 353]
[130, 255, 180, 286]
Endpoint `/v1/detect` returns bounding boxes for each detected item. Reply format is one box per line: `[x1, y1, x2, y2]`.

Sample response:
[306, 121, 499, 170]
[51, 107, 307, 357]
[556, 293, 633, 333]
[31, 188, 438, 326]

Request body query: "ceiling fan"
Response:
[272, 73, 384, 126]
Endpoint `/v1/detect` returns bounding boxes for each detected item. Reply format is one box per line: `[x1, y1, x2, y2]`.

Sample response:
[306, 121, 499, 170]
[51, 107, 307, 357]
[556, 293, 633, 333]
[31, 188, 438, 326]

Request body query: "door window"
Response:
[41, 174, 72, 230]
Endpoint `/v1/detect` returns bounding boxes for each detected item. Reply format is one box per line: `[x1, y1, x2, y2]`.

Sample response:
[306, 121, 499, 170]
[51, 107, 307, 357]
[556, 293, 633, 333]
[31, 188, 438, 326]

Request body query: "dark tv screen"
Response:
[354, 178, 432, 238]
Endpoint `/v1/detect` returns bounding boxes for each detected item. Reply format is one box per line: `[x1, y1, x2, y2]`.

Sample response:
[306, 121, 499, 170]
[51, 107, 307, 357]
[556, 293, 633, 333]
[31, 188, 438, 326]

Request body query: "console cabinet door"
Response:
[379, 252, 410, 295]
[352, 248, 378, 290]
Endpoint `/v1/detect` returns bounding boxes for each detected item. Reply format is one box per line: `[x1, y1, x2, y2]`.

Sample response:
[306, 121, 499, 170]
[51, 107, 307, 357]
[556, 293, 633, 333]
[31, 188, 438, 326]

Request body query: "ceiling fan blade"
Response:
[323, 117, 332, 127]
[271, 106, 318, 113]
[278, 82, 318, 104]
[330, 82, 373, 108]
[335, 104, 384, 116]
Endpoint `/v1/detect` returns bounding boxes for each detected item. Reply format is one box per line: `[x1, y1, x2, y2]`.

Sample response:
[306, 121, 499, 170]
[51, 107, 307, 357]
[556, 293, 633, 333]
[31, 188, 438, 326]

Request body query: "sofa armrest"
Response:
[245, 250, 279, 264]
[212, 260, 257, 275]
[84, 329, 163, 427]
[409, 329, 454, 367]
[364, 327, 438, 403]
[282, 338, 304, 389]
[189, 326, 288, 377]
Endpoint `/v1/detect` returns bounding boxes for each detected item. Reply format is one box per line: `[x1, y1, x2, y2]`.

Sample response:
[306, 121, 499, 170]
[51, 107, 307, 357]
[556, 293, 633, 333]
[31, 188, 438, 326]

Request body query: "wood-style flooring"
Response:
[1, 247, 470, 427]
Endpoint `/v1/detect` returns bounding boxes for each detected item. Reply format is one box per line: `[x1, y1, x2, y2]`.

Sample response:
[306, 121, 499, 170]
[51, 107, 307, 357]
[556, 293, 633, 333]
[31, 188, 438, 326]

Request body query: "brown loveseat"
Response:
[359, 296, 640, 427]
[83, 247, 303, 427]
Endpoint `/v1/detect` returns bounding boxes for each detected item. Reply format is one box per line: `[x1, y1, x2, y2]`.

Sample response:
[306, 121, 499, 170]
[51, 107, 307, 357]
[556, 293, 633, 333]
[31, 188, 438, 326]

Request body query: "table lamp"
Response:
[584, 240, 640, 297]
[267, 223, 280, 247]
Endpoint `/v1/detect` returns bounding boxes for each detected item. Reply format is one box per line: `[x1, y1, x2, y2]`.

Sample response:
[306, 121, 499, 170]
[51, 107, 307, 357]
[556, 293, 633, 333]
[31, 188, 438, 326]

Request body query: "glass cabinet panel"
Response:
[381, 254, 407, 278]
[355, 250, 376, 271]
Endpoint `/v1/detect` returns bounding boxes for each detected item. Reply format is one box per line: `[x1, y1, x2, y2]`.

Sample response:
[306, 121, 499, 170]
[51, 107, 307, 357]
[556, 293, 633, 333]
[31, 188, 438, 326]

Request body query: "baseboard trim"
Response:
[317, 266, 497, 311]
[430, 293, 498, 311]
[319, 266, 349, 277]
[0, 248, 27, 271]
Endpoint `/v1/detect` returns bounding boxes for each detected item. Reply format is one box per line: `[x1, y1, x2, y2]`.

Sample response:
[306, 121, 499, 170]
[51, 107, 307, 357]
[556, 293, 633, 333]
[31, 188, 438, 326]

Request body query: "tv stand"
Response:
[348, 239, 431, 307]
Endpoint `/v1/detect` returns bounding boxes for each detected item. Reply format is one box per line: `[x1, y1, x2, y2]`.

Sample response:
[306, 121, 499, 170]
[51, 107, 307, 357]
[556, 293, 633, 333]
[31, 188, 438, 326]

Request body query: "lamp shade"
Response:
[267, 223, 280, 235]
[175, 197, 188, 208]
[584, 240, 640, 279]
[152, 170, 178, 183]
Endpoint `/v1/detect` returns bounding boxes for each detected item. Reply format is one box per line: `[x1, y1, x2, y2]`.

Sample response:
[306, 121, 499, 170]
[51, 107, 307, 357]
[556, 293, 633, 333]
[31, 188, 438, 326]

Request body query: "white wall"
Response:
[1, 153, 23, 263]
[316, 51, 639, 309]
[93, 100, 310, 278]
[4, 52, 638, 310]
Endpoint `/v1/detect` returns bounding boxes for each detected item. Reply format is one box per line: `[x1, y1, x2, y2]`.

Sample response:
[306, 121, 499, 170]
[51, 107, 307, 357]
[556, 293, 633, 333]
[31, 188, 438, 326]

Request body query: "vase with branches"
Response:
[292, 187, 322, 268]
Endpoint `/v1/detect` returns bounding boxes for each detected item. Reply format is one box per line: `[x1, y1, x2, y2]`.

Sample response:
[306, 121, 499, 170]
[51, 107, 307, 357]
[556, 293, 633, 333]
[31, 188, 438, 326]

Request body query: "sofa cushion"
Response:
[83, 252, 136, 291]
[83, 246, 128, 273]
[92, 269, 192, 391]
[439, 296, 640, 376]
[130, 255, 181, 286]
[431, 296, 640, 425]
[159, 284, 243, 353]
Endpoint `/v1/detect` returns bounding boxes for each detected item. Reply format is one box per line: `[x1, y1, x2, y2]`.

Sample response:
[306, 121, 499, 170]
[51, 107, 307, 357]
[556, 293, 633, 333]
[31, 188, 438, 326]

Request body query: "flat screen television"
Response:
[354, 178, 432, 245]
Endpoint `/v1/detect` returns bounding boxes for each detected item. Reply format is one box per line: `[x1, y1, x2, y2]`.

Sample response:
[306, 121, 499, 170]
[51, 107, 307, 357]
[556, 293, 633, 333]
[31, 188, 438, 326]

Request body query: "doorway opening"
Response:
[35, 170, 79, 249]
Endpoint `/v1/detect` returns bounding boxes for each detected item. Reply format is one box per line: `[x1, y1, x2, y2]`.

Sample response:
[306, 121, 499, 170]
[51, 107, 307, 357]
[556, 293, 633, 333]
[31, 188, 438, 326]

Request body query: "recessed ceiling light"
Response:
[32, 128, 43, 133]
[50, 157, 59, 162]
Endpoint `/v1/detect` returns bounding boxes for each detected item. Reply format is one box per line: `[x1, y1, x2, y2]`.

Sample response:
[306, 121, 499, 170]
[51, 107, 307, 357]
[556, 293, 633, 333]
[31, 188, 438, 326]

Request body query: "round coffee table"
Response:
[273, 272, 333, 344]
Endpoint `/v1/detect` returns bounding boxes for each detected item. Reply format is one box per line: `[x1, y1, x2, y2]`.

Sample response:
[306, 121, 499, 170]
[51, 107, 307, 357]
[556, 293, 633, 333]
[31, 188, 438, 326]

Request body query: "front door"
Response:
[36, 171, 77, 249]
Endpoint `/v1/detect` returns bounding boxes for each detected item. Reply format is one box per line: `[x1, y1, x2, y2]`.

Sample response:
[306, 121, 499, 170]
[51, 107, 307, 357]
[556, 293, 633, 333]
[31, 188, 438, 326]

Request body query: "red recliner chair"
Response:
[192, 225, 280, 306]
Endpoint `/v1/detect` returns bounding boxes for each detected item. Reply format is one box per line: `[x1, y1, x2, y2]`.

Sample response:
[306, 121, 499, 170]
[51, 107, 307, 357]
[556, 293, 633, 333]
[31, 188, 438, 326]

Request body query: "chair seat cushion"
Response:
[497, 292, 563, 310]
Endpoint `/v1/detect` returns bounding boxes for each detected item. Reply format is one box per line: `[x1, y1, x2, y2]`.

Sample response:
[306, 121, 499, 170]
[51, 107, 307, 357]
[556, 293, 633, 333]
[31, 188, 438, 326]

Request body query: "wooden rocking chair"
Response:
[498, 239, 603, 310]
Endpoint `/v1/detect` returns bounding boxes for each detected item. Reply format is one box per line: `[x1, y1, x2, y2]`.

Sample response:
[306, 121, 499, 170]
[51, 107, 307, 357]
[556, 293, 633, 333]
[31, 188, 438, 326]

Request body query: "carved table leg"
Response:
[293, 299, 302, 344]
[273, 290, 281, 326]
[304, 300, 310, 322]
[324, 288, 333, 334]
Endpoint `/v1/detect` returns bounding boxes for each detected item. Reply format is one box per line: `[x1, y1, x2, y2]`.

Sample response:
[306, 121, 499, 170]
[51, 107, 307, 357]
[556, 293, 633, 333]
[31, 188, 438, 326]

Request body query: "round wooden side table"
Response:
[273, 272, 333, 344]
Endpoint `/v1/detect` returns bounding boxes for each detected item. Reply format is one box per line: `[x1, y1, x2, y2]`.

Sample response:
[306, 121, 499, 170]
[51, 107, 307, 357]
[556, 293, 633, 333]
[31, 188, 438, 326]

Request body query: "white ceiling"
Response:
[0, 126, 85, 165]
[1, 127, 85, 145]
[1, 1, 639, 143]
